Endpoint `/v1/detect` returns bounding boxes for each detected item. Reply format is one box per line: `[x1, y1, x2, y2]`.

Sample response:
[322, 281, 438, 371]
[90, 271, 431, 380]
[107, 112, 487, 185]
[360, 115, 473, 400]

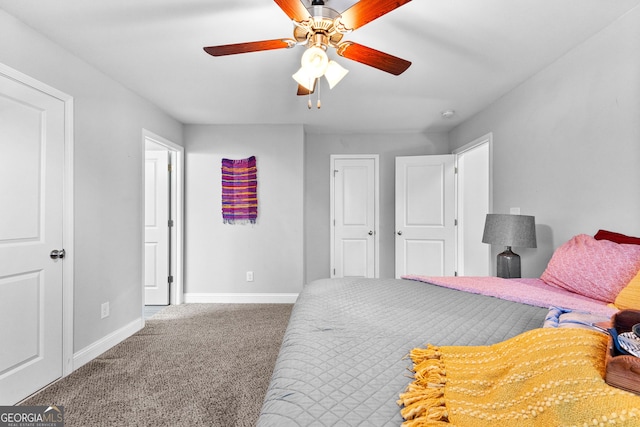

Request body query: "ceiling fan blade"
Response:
[340, 0, 411, 30]
[296, 84, 316, 96]
[337, 42, 411, 75]
[274, 0, 311, 22]
[297, 80, 316, 95]
[203, 39, 295, 56]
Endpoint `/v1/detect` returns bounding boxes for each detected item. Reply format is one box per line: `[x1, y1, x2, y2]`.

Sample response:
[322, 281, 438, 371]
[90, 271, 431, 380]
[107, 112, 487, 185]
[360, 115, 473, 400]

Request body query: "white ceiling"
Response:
[1, 0, 638, 133]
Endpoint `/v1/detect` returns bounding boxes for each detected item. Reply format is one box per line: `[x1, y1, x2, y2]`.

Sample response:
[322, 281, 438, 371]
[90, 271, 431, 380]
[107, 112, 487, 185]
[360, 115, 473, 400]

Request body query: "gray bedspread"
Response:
[257, 277, 548, 426]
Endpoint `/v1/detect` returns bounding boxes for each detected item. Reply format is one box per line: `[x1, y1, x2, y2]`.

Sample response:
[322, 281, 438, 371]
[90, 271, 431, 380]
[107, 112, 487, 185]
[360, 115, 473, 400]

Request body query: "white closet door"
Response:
[331, 156, 378, 278]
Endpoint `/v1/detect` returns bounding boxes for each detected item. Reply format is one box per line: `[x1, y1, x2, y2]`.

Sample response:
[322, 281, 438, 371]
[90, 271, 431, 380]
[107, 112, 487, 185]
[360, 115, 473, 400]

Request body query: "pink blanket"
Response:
[402, 275, 617, 317]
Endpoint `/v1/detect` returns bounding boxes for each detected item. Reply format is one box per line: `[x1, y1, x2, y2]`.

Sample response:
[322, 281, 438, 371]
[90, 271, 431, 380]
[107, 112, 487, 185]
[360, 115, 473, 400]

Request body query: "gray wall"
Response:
[182, 128, 448, 293]
[304, 132, 449, 282]
[0, 10, 184, 352]
[183, 125, 305, 295]
[449, 7, 640, 277]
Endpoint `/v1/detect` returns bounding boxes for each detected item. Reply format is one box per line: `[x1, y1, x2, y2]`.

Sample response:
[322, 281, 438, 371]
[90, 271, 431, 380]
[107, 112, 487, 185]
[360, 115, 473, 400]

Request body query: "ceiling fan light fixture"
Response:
[324, 60, 348, 89]
[300, 45, 329, 78]
[204, 0, 414, 101]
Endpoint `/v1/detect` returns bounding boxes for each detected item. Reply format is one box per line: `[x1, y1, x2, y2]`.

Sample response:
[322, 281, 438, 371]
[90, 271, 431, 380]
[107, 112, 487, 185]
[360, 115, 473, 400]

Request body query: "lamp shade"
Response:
[482, 214, 537, 248]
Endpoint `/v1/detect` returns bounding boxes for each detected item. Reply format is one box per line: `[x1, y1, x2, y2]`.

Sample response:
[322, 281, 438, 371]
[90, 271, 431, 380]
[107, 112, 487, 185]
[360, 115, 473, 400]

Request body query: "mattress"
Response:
[257, 278, 549, 426]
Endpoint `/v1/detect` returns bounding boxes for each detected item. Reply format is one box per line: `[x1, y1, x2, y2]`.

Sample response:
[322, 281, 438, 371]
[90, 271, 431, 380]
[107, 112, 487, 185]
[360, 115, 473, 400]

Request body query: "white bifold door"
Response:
[395, 155, 455, 278]
[0, 71, 65, 404]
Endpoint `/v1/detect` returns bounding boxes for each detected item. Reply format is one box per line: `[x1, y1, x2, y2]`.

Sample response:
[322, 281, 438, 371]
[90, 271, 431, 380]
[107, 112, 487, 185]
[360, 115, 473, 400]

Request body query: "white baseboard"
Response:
[72, 317, 143, 371]
[183, 293, 299, 304]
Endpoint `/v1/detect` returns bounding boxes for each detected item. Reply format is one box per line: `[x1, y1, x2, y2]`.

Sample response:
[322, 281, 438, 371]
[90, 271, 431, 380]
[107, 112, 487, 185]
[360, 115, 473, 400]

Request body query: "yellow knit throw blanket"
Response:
[398, 328, 640, 426]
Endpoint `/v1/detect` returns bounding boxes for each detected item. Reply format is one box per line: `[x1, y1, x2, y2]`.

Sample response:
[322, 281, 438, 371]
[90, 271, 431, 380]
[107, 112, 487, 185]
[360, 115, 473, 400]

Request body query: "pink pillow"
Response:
[541, 234, 640, 303]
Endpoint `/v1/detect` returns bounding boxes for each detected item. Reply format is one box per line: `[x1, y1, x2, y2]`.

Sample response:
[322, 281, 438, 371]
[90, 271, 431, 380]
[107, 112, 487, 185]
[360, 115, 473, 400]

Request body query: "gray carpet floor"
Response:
[22, 303, 293, 426]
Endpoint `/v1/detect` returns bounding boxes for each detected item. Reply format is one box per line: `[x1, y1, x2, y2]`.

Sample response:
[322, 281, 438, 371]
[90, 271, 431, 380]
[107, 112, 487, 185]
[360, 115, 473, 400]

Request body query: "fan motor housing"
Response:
[293, 5, 344, 47]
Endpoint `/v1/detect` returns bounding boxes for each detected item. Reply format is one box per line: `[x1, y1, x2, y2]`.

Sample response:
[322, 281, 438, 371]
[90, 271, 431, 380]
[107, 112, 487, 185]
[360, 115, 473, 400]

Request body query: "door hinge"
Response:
[454, 219, 458, 226]
[168, 275, 174, 284]
[168, 219, 174, 227]
[454, 167, 458, 174]
[168, 163, 173, 172]
[333, 268, 336, 275]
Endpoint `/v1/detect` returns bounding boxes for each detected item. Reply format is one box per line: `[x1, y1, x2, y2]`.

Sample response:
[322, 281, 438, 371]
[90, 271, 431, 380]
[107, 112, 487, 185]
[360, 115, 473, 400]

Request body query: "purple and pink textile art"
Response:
[221, 156, 258, 224]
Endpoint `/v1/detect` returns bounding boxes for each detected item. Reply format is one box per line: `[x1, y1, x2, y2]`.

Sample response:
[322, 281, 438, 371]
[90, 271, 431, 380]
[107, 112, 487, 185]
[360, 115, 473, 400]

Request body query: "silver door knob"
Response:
[397, 231, 402, 235]
[50, 249, 66, 259]
[368, 230, 373, 236]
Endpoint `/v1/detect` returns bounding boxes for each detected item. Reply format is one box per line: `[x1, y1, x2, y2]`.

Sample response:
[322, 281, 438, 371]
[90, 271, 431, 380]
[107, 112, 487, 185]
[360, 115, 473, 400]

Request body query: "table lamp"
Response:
[482, 214, 537, 278]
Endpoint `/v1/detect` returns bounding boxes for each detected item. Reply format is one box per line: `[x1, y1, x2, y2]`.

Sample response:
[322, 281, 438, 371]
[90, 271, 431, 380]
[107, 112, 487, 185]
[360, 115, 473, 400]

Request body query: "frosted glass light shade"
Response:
[324, 60, 349, 89]
[301, 46, 328, 78]
[292, 67, 316, 91]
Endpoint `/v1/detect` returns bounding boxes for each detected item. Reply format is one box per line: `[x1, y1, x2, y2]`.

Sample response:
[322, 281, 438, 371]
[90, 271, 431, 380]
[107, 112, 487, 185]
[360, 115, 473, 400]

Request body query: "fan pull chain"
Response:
[317, 80, 321, 109]
[307, 77, 312, 109]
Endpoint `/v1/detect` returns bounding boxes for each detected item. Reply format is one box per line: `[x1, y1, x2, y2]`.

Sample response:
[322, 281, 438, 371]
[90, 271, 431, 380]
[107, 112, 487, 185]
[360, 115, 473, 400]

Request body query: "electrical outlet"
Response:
[246, 271, 254, 282]
[101, 302, 110, 319]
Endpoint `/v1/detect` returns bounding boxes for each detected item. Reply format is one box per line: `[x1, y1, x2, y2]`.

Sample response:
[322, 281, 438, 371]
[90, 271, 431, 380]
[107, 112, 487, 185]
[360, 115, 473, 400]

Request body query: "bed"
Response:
[257, 232, 640, 426]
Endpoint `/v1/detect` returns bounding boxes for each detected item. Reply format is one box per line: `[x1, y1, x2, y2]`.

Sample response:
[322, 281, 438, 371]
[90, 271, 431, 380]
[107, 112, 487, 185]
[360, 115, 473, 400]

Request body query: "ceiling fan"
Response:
[203, 0, 412, 96]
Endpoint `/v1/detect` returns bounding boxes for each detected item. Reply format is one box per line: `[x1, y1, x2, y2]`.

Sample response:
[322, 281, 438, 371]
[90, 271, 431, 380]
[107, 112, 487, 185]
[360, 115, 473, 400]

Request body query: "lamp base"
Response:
[496, 246, 521, 279]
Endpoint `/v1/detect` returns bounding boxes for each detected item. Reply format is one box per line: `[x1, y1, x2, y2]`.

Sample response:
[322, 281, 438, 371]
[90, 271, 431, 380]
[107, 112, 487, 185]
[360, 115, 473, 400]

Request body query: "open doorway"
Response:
[143, 130, 184, 315]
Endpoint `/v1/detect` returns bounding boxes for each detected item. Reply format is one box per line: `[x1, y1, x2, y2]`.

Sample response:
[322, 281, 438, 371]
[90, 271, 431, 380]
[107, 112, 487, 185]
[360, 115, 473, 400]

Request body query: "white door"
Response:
[395, 155, 455, 278]
[331, 156, 378, 278]
[455, 137, 491, 276]
[144, 150, 170, 305]
[0, 73, 65, 404]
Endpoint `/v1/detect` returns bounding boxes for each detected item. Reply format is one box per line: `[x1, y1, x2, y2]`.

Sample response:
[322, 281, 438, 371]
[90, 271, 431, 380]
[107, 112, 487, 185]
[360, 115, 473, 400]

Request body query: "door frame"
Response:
[141, 129, 184, 312]
[0, 63, 75, 378]
[453, 133, 493, 276]
[329, 154, 380, 278]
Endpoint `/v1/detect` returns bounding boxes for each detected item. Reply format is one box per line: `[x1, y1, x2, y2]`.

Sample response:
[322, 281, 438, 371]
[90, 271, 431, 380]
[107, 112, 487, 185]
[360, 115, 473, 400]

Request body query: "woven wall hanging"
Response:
[221, 156, 258, 224]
